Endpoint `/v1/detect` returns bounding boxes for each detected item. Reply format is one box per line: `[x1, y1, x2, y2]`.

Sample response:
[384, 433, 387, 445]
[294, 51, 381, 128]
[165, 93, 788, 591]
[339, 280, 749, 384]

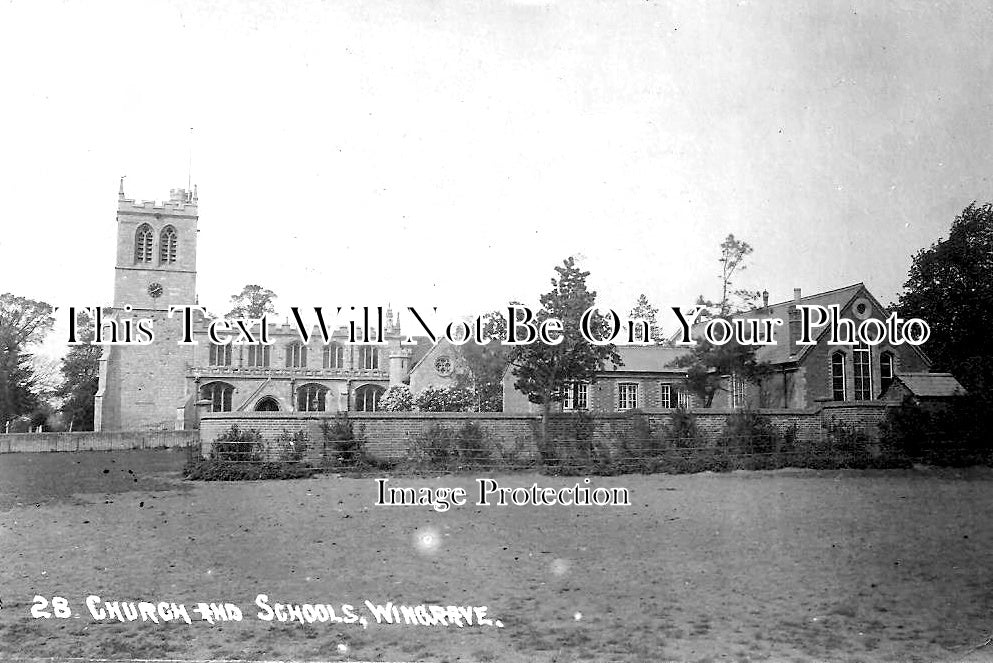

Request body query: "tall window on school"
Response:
[247, 345, 270, 368]
[323, 343, 345, 369]
[563, 382, 588, 410]
[677, 390, 691, 409]
[208, 343, 232, 367]
[730, 374, 745, 409]
[359, 346, 379, 370]
[618, 383, 638, 410]
[880, 351, 894, 395]
[659, 383, 672, 408]
[286, 343, 307, 368]
[853, 342, 872, 401]
[831, 351, 846, 401]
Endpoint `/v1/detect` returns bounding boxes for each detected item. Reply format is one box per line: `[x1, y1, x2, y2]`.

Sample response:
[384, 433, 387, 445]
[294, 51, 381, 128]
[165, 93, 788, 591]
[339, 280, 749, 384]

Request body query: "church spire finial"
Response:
[118, 175, 126, 199]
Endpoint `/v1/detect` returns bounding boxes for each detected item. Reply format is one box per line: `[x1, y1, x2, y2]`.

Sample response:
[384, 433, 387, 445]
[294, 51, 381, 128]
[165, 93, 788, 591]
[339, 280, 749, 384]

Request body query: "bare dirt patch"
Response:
[1, 455, 992, 661]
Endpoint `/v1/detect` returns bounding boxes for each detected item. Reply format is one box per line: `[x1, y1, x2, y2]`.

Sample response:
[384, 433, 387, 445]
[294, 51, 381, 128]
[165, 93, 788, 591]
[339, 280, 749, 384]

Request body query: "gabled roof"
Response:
[738, 283, 868, 364]
[604, 345, 689, 373]
[890, 373, 966, 398]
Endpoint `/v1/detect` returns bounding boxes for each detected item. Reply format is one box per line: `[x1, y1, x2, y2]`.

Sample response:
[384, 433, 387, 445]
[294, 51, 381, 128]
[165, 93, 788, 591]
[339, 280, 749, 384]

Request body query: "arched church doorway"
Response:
[255, 396, 280, 411]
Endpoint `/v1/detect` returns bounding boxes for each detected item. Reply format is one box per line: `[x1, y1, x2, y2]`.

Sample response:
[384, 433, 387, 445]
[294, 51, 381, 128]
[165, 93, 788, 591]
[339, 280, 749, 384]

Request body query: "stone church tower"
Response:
[94, 181, 199, 431]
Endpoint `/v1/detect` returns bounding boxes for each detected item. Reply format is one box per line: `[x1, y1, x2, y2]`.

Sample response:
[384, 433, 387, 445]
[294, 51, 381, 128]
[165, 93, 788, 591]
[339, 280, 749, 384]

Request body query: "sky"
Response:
[1, 0, 991, 353]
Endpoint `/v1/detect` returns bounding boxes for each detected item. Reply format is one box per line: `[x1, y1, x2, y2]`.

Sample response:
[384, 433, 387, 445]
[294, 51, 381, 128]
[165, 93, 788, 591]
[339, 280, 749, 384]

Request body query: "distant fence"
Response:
[0, 430, 197, 453]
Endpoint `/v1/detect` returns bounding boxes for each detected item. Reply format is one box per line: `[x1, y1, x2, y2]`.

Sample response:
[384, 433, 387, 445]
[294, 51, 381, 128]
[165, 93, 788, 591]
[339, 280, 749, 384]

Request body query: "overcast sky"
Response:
[1, 1, 991, 351]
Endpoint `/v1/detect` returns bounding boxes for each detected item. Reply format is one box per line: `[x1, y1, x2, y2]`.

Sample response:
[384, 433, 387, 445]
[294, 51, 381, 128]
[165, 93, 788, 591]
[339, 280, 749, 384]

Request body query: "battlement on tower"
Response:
[117, 186, 198, 216]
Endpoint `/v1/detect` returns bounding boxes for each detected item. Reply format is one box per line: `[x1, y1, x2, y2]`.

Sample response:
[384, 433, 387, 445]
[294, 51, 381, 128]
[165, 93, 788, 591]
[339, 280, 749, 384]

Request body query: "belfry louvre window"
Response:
[359, 346, 379, 370]
[323, 343, 344, 369]
[159, 226, 178, 264]
[853, 342, 872, 401]
[831, 351, 846, 401]
[247, 345, 270, 368]
[134, 224, 154, 263]
[286, 343, 307, 368]
[208, 343, 232, 367]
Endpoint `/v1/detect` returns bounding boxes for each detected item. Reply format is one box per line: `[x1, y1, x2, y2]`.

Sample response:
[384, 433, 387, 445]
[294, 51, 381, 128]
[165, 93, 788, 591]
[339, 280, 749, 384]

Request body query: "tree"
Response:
[695, 234, 762, 320]
[672, 338, 771, 408]
[454, 309, 513, 411]
[226, 284, 277, 319]
[0, 294, 55, 427]
[896, 202, 993, 397]
[57, 309, 102, 431]
[507, 258, 621, 451]
[629, 293, 668, 344]
[671, 236, 768, 407]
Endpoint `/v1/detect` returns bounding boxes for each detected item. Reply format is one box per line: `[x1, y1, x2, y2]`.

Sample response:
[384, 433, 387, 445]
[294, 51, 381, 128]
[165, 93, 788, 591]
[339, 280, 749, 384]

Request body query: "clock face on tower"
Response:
[147, 282, 164, 299]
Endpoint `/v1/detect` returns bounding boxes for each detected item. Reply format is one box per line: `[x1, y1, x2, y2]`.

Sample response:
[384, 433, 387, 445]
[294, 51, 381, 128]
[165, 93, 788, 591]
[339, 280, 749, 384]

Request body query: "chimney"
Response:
[788, 287, 802, 357]
[762, 290, 769, 308]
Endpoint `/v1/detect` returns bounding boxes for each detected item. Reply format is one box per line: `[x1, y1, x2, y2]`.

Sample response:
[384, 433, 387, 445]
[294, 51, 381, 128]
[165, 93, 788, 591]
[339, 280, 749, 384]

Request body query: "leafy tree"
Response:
[507, 258, 622, 449]
[57, 309, 102, 431]
[454, 309, 512, 411]
[673, 338, 771, 408]
[896, 202, 993, 398]
[226, 284, 277, 319]
[671, 236, 768, 407]
[0, 294, 54, 427]
[629, 293, 667, 344]
[695, 234, 762, 320]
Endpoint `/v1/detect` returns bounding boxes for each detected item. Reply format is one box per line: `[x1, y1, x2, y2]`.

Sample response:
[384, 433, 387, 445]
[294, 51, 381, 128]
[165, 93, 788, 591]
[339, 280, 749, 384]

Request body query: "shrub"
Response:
[321, 413, 365, 467]
[380, 384, 413, 412]
[414, 385, 475, 412]
[408, 421, 492, 470]
[212, 425, 263, 462]
[662, 407, 701, 448]
[184, 459, 317, 481]
[275, 429, 309, 462]
[721, 410, 777, 456]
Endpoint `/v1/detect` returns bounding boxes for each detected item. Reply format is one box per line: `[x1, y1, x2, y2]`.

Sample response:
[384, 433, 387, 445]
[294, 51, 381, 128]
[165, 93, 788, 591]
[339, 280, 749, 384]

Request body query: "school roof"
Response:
[891, 373, 966, 398]
[603, 345, 689, 373]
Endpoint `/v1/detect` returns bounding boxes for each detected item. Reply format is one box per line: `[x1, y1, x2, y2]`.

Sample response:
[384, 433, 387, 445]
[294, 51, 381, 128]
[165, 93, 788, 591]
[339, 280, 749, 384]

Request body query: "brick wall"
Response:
[199, 403, 895, 460]
[0, 430, 196, 453]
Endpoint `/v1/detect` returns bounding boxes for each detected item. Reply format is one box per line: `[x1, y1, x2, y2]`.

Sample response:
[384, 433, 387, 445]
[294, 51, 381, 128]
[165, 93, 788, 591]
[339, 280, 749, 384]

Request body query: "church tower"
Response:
[94, 181, 199, 431]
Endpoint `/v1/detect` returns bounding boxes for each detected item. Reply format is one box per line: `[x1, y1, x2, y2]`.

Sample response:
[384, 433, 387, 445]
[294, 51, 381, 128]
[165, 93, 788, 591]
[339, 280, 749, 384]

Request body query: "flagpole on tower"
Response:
[187, 127, 194, 192]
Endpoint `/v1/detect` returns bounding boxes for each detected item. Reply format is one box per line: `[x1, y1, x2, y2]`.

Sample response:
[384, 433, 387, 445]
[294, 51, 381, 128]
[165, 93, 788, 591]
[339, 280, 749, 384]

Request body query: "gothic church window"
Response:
[359, 346, 379, 370]
[201, 381, 234, 412]
[286, 343, 307, 368]
[355, 384, 385, 411]
[323, 343, 344, 369]
[297, 383, 327, 412]
[247, 345, 270, 368]
[209, 343, 232, 367]
[159, 225, 178, 264]
[134, 224, 154, 263]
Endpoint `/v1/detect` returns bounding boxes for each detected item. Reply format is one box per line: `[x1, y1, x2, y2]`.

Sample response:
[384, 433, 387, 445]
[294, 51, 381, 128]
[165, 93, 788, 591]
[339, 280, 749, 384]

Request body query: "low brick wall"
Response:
[199, 403, 895, 461]
[0, 430, 197, 453]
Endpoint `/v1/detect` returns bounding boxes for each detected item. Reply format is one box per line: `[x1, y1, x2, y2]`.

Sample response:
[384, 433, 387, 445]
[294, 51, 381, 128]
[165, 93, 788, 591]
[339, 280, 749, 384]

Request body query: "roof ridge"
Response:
[760, 282, 865, 310]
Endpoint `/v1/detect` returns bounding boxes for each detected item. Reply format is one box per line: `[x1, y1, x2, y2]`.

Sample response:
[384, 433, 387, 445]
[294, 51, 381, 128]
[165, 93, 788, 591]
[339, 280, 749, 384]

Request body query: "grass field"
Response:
[1, 450, 992, 662]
